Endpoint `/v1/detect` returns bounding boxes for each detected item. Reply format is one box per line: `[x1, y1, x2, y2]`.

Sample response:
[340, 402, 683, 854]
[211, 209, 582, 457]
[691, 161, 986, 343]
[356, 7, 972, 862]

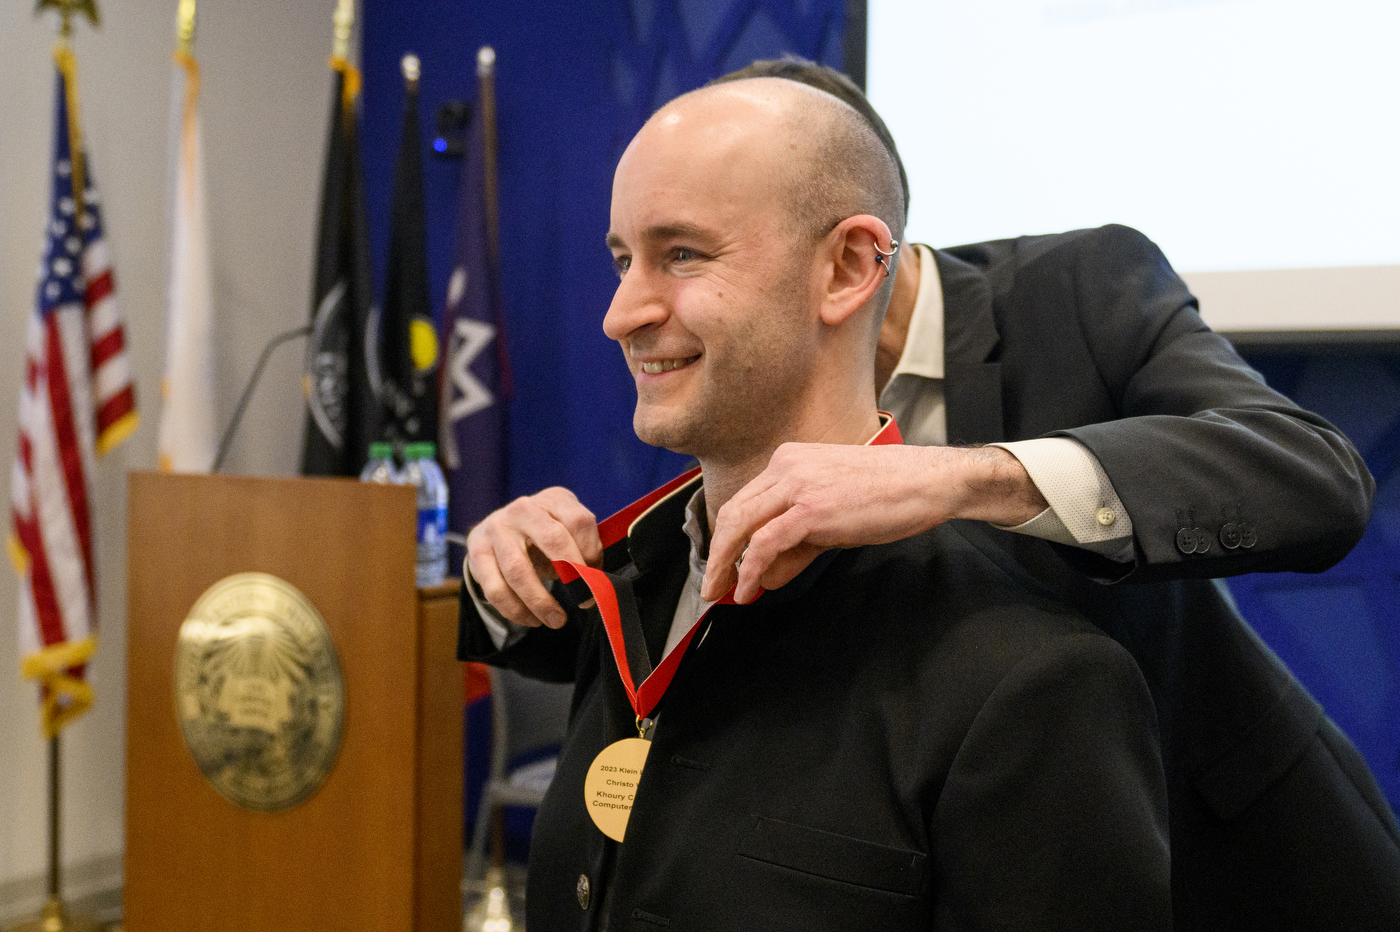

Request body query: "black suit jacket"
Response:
[460, 475, 1173, 931]
[929, 224, 1400, 930]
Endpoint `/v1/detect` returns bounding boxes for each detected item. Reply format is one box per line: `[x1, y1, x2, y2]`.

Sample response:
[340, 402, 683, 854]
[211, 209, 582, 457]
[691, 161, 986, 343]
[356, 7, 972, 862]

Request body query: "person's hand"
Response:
[702, 443, 1047, 604]
[465, 487, 603, 629]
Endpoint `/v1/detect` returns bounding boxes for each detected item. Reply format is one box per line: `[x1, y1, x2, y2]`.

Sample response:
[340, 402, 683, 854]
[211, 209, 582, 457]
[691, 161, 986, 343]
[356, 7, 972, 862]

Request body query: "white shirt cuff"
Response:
[992, 437, 1135, 563]
[465, 559, 529, 650]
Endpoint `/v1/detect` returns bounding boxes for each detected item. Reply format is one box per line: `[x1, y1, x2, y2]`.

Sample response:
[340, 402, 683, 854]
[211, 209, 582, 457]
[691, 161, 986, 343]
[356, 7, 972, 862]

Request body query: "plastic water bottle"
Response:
[359, 441, 398, 484]
[402, 442, 449, 587]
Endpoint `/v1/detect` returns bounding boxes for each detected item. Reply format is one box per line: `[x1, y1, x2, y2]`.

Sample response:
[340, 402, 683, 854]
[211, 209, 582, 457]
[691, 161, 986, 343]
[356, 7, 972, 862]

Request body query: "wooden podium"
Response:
[124, 473, 463, 932]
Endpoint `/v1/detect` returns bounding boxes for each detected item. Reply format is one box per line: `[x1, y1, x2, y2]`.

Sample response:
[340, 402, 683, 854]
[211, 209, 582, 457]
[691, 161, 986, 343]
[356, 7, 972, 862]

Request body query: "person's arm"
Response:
[931, 631, 1172, 930]
[1047, 225, 1373, 582]
[457, 574, 586, 684]
[702, 440, 1049, 603]
[456, 486, 604, 681]
[704, 226, 1373, 599]
[990, 436, 1134, 562]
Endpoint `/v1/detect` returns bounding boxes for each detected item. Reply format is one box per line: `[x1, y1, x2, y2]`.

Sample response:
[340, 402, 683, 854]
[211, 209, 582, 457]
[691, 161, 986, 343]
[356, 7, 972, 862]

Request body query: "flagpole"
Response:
[4, 740, 102, 932]
[477, 47, 501, 272]
[461, 48, 517, 932]
[48, 738, 59, 904]
[477, 44, 504, 874]
[332, 0, 354, 61]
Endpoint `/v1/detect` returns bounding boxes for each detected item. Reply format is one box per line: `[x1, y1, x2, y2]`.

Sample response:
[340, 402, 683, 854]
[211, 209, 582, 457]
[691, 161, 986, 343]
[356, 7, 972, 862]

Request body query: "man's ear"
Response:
[818, 214, 894, 327]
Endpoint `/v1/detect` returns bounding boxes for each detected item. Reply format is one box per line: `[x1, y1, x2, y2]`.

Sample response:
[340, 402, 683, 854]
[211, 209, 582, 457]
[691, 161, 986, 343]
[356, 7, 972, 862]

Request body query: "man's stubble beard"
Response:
[632, 287, 813, 464]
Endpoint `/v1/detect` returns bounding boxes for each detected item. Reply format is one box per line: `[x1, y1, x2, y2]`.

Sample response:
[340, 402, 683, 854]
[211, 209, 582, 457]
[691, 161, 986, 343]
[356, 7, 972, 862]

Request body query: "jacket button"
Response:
[1220, 523, 1241, 549]
[1176, 527, 1197, 554]
[1193, 527, 1212, 553]
[1096, 507, 1117, 527]
[1239, 523, 1257, 549]
[576, 874, 591, 909]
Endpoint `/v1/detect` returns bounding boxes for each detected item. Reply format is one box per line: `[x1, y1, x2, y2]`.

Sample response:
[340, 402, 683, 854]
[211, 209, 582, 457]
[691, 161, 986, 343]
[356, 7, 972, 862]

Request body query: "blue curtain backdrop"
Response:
[1230, 350, 1400, 808]
[361, 0, 847, 521]
[360, 0, 1400, 836]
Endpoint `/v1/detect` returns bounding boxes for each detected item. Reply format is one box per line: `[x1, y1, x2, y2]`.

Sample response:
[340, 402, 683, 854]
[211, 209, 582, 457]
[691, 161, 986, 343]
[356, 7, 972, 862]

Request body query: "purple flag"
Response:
[439, 108, 509, 567]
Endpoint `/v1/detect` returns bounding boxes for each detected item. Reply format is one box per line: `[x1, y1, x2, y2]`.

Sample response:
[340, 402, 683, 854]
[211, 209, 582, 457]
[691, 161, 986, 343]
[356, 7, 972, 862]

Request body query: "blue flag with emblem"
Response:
[438, 84, 510, 566]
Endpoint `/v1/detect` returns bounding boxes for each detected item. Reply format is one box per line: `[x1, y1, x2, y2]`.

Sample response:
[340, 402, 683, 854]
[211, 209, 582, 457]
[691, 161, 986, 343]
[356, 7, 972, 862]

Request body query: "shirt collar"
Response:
[889, 243, 944, 382]
[681, 486, 709, 566]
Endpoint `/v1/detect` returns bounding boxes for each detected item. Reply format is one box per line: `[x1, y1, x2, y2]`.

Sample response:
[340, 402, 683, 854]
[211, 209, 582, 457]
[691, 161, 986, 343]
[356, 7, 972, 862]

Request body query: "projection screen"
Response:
[866, 0, 1400, 338]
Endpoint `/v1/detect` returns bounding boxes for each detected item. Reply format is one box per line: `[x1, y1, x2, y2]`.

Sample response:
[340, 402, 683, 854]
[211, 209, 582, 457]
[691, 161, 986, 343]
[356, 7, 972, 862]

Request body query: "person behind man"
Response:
[693, 58, 1400, 931]
[460, 78, 1172, 929]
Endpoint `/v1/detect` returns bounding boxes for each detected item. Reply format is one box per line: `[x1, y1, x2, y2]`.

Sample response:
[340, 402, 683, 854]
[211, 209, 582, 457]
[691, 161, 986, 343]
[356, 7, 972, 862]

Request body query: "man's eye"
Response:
[674, 248, 696, 262]
[613, 255, 631, 278]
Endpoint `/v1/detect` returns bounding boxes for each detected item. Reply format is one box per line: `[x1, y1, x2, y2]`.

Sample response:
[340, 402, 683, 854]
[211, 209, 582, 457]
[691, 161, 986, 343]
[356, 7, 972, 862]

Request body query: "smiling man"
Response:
[459, 78, 1171, 930]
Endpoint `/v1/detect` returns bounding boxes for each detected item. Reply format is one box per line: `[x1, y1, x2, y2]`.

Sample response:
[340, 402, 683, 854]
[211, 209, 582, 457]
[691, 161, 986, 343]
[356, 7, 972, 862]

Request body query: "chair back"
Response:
[487, 667, 571, 779]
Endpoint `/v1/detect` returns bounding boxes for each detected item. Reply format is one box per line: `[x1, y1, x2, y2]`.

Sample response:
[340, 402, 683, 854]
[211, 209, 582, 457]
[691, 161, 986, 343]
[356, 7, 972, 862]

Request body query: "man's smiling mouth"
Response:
[639, 356, 700, 374]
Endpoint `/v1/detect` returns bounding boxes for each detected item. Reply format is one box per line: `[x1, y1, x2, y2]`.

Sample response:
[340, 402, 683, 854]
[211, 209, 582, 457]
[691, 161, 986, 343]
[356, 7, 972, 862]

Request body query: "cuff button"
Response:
[1176, 527, 1198, 554]
[1239, 523, 1257, 549]
[1220, 523, 1241, 549]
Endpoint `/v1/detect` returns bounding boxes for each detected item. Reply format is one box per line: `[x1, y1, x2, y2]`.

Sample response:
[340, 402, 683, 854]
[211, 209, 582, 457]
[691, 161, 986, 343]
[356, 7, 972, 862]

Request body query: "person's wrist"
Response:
[944, 445, 1048, 527]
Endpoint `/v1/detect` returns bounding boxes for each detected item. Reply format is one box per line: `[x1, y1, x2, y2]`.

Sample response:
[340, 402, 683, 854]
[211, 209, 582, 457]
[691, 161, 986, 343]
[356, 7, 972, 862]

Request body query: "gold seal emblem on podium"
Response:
[174, 572, 345, 813]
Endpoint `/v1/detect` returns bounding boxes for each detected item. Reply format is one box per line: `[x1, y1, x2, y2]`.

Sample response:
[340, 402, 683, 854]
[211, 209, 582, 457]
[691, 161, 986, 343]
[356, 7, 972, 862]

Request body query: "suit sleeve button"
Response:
[1176, 527, 1198, 554]
[1239, 523, 1257, 549]
[1193, 527, 1212, 553]
[1219, 523, 1240, 549]
[1096, 507, 1117, 527]
[577, 874, 591, 909]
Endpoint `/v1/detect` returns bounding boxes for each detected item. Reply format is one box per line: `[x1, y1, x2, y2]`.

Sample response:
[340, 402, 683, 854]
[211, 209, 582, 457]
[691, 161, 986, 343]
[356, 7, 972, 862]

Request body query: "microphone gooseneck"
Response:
[212, 325, 312, 473]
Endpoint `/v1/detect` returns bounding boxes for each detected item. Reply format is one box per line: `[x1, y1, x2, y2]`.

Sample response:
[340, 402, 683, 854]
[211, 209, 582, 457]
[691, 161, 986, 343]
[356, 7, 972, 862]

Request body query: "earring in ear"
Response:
[874, 239, 900, 274]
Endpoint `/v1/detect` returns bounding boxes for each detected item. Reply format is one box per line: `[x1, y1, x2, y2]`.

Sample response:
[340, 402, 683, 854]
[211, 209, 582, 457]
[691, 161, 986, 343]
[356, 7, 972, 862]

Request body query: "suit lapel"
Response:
[935, 248, 1005, 444]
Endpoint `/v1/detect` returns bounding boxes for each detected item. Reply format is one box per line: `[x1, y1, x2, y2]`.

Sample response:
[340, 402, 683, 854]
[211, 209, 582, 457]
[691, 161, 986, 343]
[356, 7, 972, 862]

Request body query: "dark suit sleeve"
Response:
[931, 631, 1172, 931]
[457, 579, 589, 684]
[1049, 225, 1373, 582]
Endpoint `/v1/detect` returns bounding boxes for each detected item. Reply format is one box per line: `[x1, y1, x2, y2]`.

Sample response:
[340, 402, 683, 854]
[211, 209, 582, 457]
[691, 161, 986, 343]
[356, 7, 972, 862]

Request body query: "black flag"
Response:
[301, 57, 376, 475]
[376, 54, 438, 443]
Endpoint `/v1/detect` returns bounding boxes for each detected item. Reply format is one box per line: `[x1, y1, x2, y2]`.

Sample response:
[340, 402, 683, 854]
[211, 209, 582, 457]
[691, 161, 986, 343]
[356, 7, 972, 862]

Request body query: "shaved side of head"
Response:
[709, 57, 910, 218]
[782, 82, 906, 248]
[649, 77, 905, 259]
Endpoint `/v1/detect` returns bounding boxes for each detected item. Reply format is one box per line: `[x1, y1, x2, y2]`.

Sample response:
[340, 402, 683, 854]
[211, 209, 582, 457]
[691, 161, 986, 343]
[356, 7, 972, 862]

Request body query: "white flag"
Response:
[157, 50, 217, 472]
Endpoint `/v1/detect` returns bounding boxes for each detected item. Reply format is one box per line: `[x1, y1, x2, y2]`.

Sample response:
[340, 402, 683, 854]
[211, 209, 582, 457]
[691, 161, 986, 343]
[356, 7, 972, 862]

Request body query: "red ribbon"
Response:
[553, 415, 903, 721]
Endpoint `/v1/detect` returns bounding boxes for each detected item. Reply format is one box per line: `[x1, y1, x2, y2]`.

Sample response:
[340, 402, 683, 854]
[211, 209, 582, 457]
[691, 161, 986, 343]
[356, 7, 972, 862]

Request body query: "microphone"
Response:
[212, 325, 312, 473]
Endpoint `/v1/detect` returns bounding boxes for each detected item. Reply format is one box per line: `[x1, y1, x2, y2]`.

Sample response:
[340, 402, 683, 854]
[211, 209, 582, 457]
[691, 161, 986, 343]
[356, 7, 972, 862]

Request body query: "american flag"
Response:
[8, 51, 138, 737]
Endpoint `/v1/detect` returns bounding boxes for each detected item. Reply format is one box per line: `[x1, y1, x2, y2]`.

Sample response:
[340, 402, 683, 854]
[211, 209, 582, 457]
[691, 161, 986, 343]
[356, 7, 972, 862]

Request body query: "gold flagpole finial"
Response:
[35, 0, 100, 41]
[332, 0, 354, 60]
[176, 0, 196, 55]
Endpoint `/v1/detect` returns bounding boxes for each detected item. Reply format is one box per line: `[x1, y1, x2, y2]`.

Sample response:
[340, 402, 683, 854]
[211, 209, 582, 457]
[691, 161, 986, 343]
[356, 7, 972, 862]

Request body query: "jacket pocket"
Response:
[737, 816, 927, 896]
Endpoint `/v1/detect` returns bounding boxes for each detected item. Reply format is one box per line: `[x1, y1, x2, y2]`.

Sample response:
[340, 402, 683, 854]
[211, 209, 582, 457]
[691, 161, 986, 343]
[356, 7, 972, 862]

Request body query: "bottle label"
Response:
[417, 506, 448, 544]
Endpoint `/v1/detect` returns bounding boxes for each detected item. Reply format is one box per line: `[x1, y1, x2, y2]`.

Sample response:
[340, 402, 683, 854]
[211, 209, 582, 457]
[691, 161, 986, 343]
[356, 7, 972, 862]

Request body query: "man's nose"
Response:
[603, 266, 669, 342]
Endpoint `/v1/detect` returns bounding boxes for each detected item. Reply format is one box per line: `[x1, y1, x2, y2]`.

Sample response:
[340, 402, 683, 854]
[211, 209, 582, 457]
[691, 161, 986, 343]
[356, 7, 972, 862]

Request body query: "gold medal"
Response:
[583, 737, 651, 841]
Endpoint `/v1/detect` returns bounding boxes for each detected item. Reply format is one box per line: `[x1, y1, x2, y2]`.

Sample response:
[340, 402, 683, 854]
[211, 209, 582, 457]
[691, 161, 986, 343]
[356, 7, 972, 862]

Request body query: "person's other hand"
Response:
[465, 487, 603, 628]
[703, 443, 1046, 604]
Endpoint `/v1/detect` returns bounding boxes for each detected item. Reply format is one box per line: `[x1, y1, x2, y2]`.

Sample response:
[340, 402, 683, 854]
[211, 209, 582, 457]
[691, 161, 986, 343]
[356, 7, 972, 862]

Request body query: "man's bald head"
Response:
[605, 77, 903, 466]
[642, 77, 905, 253]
